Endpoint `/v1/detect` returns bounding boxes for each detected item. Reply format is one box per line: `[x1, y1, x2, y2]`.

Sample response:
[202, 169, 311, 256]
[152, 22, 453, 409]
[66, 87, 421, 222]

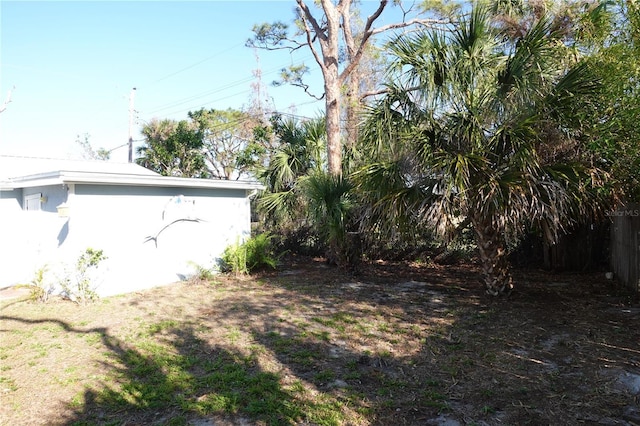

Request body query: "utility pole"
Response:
[0, 86, 14, 114]
[128, 87, 137, 163]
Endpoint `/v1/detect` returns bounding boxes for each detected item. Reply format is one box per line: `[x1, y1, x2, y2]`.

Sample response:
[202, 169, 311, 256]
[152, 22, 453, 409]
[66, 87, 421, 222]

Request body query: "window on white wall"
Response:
[24, 193, 42, 211]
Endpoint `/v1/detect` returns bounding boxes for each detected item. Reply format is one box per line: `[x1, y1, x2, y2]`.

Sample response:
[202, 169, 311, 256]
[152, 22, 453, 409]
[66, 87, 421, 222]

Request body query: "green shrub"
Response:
[220, 240, 249, 276]
[219, 233, 278, 275]
[187, 260, 216, 283]
[29, 265, 55, 303]
[60, 248, 107, 304]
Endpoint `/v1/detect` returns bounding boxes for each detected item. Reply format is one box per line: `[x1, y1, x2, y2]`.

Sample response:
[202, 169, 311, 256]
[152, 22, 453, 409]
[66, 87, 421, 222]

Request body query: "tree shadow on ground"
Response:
[3, 257, 638, 425]
[216, 258, 640, 425]
[1, 315, 345, 425]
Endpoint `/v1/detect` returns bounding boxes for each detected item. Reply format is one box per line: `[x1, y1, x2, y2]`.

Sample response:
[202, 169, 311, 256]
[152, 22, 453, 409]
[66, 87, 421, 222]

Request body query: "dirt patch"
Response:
[0, 285, 31, 301]
[1, 256, 639, 425]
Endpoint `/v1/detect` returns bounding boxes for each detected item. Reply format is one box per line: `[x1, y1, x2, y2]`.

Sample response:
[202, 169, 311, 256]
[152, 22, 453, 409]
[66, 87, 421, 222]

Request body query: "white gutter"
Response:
[7, 171, 265, 191]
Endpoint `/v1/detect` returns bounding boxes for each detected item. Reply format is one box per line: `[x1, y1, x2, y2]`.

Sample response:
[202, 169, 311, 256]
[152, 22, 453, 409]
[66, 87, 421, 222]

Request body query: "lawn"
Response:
[1, 256, 639, 425]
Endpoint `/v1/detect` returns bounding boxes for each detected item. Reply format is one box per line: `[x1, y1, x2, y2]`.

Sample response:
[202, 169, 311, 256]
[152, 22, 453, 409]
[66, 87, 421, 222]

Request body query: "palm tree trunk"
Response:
[471, 217, 514, 296]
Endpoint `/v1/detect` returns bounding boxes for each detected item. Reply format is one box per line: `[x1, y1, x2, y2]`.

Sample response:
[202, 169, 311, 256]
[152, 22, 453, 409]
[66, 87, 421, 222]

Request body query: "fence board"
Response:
[609, 204, 640, 294]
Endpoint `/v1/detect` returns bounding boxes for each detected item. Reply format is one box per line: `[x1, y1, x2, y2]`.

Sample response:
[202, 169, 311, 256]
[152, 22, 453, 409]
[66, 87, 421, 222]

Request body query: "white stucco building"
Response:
[0, 155, 263, 296]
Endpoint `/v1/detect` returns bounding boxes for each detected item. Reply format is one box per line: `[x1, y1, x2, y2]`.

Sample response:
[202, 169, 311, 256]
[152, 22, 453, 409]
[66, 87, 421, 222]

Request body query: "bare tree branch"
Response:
[360, 85, 423, 101]
[249, 38, 307, 51]
[360, 87, 389, 100]
[290, 81, 326, 101]
[370, 17, 450, 36]
[339, 0, 389, 84]
[296, 0, 327, 72]
[341, 0, 356, 58]
[248, 0, 453, 176]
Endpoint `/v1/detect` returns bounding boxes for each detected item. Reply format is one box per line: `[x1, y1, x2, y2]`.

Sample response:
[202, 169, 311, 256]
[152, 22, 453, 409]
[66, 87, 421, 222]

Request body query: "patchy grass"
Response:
[1, 256, 639, 425]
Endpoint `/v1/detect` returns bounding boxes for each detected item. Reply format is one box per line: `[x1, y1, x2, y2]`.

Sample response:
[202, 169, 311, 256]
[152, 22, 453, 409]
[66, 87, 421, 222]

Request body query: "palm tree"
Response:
[258, 115, 358, 265]
[136, 119, 176, 174]
[258, 115, 326, 224]
[304, 172, 355, 267]
[357, 5, 604, 295]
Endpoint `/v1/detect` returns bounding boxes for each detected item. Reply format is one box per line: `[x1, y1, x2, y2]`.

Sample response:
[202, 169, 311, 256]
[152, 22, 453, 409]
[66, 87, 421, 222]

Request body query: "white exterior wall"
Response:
[0, 183, 254, 296]
[0, 189, 21, 214]
[0, 188, 61, 286]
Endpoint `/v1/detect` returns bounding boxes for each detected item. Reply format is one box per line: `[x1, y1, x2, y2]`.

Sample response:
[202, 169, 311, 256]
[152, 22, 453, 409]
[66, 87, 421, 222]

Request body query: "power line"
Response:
[158, 90, 258, 117]
[142, 78, 323, 120]
[143, 55, 317, 116]
[134, 48, 325, 128]
[146, 79, 256, 115]
[151, 43, 245, 85]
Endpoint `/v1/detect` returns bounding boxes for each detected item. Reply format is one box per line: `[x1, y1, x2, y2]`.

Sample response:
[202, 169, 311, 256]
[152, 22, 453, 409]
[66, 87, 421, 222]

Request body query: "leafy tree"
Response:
[488, 0, 640, 203]
[248, 0, 447, 176]
[189, 108, 267, 180]
[76, 133, 110, 161]
[357, 4, 604, 295]
[136, 118, 209, 178]
[137, 108, 272, 180]
[577, 0, 640, 202]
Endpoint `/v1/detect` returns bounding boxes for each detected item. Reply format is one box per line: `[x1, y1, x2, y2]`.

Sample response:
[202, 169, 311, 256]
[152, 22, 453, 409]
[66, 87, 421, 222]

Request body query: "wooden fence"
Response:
[610, 204, 640, 294]
[543, 223, 609, 272]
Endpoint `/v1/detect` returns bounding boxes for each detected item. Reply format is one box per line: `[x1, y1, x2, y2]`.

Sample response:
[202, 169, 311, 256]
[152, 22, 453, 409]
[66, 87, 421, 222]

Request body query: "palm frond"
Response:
[354, 161, 430, 235]
[544, 62, 601, 123]
[497, 14, 555, 101]
[303, 172, 354, 246]
[258, 189, 303, 221]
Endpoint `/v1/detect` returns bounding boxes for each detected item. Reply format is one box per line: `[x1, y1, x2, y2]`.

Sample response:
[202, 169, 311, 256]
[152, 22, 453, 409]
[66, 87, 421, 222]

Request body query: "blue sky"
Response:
[0, 1, 349, 162]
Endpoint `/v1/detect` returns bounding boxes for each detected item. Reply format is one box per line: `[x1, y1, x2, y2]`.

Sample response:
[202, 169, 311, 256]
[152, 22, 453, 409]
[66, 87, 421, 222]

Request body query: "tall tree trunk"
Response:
[471, 217, 513, 296]
[345, 70, 361, 153]
[263, 1, 441, 176]
[314, 0, 342, 177]
[325, 75, 342, 176]
[294, 0, 394, 176]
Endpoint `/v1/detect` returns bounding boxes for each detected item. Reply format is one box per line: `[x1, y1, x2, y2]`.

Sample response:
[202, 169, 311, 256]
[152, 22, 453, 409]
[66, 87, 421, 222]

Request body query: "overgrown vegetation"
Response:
[252, 1, 635, 292]
[5, 2, 640, 424]
[133, 1, 638, 292]
[356, 4, 606, 295]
